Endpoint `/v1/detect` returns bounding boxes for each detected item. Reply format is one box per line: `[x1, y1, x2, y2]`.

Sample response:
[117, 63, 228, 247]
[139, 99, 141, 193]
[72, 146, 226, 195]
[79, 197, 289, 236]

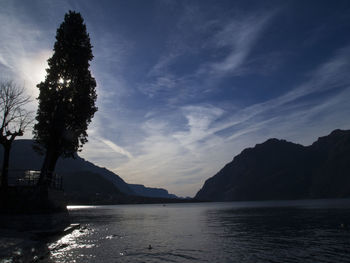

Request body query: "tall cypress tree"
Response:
[34, 11, 97, 185]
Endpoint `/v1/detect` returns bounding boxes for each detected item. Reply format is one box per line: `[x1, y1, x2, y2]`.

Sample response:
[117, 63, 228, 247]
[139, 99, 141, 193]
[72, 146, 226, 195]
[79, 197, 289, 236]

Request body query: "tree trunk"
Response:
[1, 144, 11, 188]
[38, 146, 59, 186]
[47, 152, 59, 185]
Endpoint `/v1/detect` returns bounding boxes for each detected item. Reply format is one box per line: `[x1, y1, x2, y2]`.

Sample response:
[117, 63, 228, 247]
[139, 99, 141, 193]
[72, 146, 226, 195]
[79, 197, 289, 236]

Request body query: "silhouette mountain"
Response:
[195, 129, 350, 201]
[129, 184, 177, 199]
[0, 140, 178, 202]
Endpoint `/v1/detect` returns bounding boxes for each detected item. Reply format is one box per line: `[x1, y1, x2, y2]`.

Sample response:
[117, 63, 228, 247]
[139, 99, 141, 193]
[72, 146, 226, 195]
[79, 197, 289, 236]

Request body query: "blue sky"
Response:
[1, 0, 350, 197]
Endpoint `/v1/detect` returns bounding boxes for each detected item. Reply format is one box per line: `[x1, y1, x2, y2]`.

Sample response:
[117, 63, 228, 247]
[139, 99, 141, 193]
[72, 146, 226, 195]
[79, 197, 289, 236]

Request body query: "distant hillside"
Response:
[129, 184, 177, 199]
[0, 140, 178, 202]
[195, 129, 350, 201]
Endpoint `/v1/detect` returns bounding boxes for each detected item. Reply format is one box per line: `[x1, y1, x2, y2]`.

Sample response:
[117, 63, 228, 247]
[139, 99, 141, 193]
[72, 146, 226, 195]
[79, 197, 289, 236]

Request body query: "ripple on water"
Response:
[44, 200, 350, 263]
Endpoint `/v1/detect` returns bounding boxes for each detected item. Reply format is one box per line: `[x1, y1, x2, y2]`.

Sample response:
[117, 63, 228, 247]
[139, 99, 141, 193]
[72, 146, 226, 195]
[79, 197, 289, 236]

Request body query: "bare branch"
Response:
[0, 81, 34, 142]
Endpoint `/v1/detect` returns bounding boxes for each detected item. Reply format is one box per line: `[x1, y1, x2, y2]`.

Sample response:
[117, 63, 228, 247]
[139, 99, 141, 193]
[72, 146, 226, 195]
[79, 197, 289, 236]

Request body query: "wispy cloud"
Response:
[100, 138, 133, 159]
[91, 30, 133, 103]
[107, 45, 350, 196]
[174, 105, 224, 148]
[141, 8, 277, 102]
[209, 46, 350, 138]
[2, 1, 350, 198]
[81, 6, 350, 197]
[0, 9, 50, 99]
[202, 13, 275, 76]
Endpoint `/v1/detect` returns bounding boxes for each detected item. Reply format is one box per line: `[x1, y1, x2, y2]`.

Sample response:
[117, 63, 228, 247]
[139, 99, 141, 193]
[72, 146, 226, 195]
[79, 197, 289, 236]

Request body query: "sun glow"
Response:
[19, 50, 52, 97]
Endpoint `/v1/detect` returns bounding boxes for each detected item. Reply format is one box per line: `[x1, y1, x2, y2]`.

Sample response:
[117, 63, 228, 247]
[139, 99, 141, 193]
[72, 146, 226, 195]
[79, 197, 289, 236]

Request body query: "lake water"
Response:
[47, 199, 350, 262]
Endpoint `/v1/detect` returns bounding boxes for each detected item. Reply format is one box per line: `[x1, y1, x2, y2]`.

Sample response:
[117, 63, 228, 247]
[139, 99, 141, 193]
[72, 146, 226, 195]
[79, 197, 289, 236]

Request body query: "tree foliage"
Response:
[33, 11, 97, 180]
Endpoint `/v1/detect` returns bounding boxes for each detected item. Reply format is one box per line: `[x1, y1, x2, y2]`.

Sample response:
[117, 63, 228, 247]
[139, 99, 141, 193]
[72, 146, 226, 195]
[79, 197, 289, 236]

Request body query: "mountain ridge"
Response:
[195, 129, 350, 201]
[0, 139, 178, 201]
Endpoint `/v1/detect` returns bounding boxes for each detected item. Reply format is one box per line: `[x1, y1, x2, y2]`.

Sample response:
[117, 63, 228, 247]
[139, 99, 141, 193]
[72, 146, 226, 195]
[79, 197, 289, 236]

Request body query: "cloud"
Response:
[141, 8, 278, 102]
[79, 129, 134, 171]
[105, 104, 226, 196]
[100, 138, 133, 159]
[206, 13, 274, 76]
[91, 29, 133, 102]
[18, 50, 52, 97]
[174, 105, 224, 148]
[210, 46, 350, 138]
[0, 10, 50, 99]
[3, 1, 349, 198]
[0, 4, 59, 140]
[82, 11, 350, 197]
[107, 45, 350, 197]
[140, 73, 178, 98]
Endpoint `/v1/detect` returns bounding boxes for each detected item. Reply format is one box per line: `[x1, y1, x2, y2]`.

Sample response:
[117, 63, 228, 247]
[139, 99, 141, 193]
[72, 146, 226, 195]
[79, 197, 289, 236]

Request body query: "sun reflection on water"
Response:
[44, 201, 350, 263]
[67, 205, 98, 210]
[48, 227, 96, 262]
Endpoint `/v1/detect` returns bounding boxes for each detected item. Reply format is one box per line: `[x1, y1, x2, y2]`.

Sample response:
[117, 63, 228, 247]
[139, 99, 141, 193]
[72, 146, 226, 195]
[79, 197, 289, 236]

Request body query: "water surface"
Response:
[48, 199, 350, 262]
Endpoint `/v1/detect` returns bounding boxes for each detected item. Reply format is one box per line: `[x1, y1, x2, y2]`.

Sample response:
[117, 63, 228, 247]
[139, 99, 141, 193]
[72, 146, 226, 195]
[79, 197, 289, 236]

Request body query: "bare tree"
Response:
[0, 81, 32, 188]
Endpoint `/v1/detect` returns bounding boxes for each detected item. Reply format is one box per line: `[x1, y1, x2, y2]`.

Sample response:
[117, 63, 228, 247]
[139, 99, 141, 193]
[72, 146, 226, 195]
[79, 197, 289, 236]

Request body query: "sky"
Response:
[1, 0, 350, 197]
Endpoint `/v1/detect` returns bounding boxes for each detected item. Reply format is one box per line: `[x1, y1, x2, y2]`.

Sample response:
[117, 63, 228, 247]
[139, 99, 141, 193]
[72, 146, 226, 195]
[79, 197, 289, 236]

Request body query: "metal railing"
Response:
[4, 169, 63, 190]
